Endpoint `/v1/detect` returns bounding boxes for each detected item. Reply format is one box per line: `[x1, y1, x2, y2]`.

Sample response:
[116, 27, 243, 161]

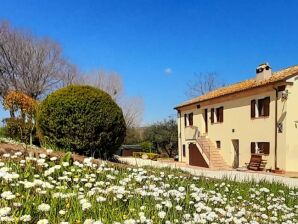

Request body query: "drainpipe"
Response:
[178, 110, 182, 162]
[273, 87, 278, 170]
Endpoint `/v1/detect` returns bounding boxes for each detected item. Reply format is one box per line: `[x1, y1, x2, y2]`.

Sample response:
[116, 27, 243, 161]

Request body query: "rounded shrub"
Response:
[36, 85, 126, 158]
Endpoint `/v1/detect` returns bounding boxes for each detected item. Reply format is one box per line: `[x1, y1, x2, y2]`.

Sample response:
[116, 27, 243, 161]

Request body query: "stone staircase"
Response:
[197, 136, 229, 170]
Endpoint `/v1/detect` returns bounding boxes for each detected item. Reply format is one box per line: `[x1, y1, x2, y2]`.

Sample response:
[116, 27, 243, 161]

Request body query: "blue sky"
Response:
[0, 0, 298, 124]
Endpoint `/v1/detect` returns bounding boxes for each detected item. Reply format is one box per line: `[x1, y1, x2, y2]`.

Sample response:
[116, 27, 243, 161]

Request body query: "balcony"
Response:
[184, 126, 199, 141]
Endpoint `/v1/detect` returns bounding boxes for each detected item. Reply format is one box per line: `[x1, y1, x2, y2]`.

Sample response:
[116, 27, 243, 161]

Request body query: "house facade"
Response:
[175, 64, 298, 172]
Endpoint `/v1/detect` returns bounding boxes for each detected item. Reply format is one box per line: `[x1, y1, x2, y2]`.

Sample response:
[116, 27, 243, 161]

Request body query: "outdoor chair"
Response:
[246, 154, 267, 171]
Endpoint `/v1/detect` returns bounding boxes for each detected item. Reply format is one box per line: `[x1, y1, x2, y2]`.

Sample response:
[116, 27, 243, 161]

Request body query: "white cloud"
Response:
[164, 68, 172, 75]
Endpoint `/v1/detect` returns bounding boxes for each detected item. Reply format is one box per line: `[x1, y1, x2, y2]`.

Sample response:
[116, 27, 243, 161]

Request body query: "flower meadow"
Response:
[0, 151, 297, 224]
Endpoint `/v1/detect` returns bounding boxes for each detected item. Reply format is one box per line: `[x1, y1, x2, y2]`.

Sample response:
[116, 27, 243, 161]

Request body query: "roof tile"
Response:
[175, 65, 298, 108]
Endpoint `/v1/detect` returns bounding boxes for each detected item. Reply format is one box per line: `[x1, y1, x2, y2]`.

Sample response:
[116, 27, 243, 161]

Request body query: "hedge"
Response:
[36, 85, 126, 158]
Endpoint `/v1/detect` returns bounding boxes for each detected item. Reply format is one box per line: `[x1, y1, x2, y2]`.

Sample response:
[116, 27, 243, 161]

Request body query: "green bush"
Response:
[36, 85, 126, 158]
[132, 152, 143, 158]
[0, 126, 5, 138]
[133, 152, 160, 160]
[2, 118, 36, 143]
[146, 153, 159, 160]
[140, 141, 154, 152]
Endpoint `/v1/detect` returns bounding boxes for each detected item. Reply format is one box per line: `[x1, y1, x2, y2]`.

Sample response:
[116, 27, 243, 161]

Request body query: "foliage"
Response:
[2, 91, 38, 144]
[0, 153, 297, 223]
[36, 85, 126, 158]
[132, 152, 160, 160]
[0, 126, 5, 137]
[2, 118, 35, 143]
[60, 152, 73, 165]
[3, 91, 37, 118]
[140, 141, 154, 152]
[119, 96, 144, 128]
[123, 127, 143, 145]
[144, 117, 178, 157]
[0, 22, 78, 100]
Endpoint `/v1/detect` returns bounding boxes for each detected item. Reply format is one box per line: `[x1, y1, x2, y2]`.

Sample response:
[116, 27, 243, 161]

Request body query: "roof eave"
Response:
[174, 79, 294, 110]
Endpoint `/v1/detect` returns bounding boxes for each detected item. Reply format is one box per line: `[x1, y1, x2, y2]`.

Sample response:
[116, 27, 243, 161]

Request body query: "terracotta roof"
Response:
[175, 65, 298, 109]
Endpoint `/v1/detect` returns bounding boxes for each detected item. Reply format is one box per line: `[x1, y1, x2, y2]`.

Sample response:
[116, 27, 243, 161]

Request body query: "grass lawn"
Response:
[0, 149, 297, 224]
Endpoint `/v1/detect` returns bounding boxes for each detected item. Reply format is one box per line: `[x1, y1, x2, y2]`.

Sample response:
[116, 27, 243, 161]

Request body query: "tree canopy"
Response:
[144, 117, 178, 157]
[0, 22, 78, 100]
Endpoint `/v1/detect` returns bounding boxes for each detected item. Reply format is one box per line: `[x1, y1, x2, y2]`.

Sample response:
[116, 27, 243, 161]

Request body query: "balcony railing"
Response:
[184, 126, 199, 141]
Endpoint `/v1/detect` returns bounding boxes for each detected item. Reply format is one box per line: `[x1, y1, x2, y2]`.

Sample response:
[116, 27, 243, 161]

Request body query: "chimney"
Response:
[256, 63, 272, 80]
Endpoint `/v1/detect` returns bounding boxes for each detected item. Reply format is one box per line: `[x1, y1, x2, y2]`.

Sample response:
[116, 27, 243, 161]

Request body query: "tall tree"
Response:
[77, 70, 123, 101]
[77, 70, 144, 128]
[3, 91, 37, 144]
[119, 96, 144, 128]
[0, 21, 78, 100]
[123, 127, 144, 145]
[186, 72, 225, 98]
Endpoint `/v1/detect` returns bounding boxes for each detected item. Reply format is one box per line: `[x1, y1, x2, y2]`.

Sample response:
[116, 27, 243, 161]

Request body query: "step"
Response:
[197, 137, 228, 169]
[211, 163, 228, 167]
[210, 151, 222, 154]
[210, 162, 226, 165]
[198, 139, 209, 142]
[210, 152, 222, 155]
[210, 155, 224, 158]
[200, 146, 216, 150]
[199, 141, 210, 145]
[211, 159, 227, 164]
[210, 160, 226, 163]
[210, 155, 223, 158]
[211, 164, 226, 167]
[211, 160, 225, 163]
[198, 142, 212, 146]
[210, 156, 223, 159]
[210, 163, 227, 166]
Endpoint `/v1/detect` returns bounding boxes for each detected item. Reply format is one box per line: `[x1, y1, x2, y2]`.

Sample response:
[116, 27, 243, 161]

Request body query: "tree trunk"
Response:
[10, 109, 15, 118]
[30, 133, 32, 145]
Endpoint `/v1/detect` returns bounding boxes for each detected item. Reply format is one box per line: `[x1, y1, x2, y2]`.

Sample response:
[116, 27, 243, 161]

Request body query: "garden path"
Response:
[118, 157, 298, 188]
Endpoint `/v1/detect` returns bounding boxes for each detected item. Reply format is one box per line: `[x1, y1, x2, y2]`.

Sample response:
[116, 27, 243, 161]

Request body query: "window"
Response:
[216, 141, 221, 149]
[250, 142, 270, 155]
[251, 97, 270, 118]
[182, 144, 186, 157]
[184, 113, 193, 127]
[277, 85, 286, 92]
[211, 106, 224, 124]
[189, 113, 193, 126]
[216, 107, 224, 123]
